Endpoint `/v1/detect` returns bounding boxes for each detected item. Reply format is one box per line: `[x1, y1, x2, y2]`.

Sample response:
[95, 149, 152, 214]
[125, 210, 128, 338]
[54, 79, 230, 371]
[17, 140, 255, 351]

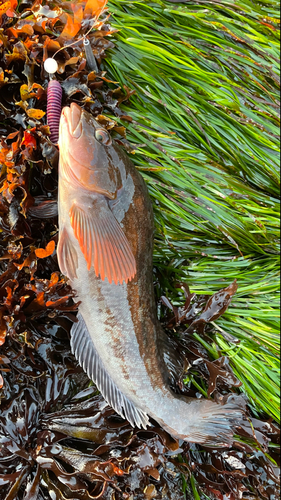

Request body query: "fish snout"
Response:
[64, 103, 83, 139]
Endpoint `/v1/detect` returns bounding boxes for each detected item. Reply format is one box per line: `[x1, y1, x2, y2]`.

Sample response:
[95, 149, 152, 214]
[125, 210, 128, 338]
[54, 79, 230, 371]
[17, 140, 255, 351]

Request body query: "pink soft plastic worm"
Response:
[46, 80, 62, 144]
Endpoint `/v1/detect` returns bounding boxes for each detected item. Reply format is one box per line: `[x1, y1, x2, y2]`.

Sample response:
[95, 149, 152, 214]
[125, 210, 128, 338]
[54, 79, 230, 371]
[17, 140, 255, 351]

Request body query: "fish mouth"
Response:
[63, 103, 83, 139]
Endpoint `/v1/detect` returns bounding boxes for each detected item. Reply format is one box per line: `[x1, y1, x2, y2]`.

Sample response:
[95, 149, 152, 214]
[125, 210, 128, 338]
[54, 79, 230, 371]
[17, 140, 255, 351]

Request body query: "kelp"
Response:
[0, 383, 185, 499]
[0, 301, 279, 499]
[0, 0, 280, 498]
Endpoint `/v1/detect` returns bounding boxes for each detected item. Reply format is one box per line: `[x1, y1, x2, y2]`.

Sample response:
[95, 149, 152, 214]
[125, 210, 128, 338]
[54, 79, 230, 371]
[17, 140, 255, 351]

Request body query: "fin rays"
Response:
[167, 397, 244, 447]
[57, 227, 78, 280]
[69, 202, 136, 285]
[71, 313, 150, 429]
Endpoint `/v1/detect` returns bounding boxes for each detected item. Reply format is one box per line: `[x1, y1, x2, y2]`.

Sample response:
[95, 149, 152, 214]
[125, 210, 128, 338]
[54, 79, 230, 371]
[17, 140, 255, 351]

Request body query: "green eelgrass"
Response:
[104, 0, 280, 427]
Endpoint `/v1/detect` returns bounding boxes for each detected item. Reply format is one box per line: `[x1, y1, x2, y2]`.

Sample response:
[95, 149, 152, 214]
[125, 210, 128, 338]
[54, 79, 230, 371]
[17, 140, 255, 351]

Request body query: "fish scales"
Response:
[57, 103, 244, 446]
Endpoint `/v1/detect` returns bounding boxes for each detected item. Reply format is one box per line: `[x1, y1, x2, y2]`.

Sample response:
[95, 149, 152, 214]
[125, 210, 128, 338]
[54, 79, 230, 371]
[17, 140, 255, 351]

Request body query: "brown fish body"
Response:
[58, 103, 242, 445]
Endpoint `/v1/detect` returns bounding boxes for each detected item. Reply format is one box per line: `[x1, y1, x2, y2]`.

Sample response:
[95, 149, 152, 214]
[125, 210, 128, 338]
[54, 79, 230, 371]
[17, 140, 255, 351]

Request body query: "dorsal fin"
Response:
[70, 313, 150, 429]
[69, 200, 136, 285]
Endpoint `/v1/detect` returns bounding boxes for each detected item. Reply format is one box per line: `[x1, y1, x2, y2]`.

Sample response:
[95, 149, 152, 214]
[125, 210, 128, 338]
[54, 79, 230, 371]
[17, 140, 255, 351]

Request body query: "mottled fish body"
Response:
[58, 103, 242, 446]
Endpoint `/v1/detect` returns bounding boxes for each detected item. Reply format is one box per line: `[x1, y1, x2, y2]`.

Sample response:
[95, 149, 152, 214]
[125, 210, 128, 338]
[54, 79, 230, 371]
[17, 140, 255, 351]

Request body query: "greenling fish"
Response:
[57, 103, 243, 446]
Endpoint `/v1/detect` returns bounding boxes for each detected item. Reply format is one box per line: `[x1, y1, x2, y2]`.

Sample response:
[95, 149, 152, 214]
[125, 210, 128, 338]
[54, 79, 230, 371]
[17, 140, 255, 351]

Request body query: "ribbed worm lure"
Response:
[44, 58, 62, 145]
[46, 79, 62, 144]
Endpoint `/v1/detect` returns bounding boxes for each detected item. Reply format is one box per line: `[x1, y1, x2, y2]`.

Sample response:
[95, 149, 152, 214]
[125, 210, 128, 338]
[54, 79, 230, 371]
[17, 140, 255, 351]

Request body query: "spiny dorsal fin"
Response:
[69, 201, 136, 285]
[70, 313, 150, 429]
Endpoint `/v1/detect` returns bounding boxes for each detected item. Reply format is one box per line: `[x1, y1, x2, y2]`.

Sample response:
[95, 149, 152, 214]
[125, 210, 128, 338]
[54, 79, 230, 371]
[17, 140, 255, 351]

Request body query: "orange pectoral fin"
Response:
[69, 201, 136, 285]
[57, 227, 78, 280]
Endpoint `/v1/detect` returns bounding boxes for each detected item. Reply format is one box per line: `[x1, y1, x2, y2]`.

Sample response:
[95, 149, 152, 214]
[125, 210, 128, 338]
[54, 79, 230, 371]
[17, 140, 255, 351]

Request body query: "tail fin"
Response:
[159, 397, 245, 447]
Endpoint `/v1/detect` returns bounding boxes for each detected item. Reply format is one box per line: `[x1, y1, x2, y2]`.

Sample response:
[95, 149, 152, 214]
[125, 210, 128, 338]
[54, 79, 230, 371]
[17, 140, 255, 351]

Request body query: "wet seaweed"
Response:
[0, 0, 280, 499]
[0, 293, 279, 499]
[159, 288, 280, 499]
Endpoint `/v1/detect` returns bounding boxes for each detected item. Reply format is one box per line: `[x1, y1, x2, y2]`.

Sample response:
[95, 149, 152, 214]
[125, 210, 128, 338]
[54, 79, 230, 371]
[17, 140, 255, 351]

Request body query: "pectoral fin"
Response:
[71, 313, 150, 429]
[28, 199, 58, 219]
[57, 227, 78, 280]
[69, 200, 136, 285]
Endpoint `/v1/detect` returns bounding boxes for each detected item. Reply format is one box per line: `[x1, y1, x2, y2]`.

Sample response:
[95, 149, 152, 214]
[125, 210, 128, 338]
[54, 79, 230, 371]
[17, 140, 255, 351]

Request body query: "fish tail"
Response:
[157, 397, 244, 447]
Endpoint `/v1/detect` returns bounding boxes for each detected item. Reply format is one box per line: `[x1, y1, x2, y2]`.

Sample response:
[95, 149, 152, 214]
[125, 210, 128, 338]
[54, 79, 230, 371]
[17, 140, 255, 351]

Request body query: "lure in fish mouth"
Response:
[57, 103, 244, 447]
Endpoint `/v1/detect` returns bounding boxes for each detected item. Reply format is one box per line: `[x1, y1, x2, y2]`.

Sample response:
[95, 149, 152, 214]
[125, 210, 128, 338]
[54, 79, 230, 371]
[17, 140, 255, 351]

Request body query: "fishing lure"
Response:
[44, 58, 62, 145]
[43, 2, 102, 143]
[46, 79, 63, 144]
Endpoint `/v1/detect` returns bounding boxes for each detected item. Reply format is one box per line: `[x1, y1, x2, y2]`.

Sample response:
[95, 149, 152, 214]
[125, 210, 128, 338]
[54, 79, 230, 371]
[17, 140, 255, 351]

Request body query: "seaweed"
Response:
[0, 0, 280, 499]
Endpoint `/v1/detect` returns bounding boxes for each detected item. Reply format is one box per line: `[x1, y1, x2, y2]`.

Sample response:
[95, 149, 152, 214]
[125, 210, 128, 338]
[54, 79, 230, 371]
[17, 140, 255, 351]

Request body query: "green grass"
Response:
[103, 0, 280, 427]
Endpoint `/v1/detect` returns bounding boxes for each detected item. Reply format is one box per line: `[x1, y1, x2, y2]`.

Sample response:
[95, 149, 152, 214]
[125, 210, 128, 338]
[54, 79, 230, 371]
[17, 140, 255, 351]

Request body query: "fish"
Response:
[57, 102, 243, 447]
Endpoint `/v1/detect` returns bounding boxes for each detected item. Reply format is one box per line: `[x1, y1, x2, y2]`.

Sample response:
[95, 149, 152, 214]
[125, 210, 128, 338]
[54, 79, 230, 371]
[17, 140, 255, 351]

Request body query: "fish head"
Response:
[59, 103, 122, 198]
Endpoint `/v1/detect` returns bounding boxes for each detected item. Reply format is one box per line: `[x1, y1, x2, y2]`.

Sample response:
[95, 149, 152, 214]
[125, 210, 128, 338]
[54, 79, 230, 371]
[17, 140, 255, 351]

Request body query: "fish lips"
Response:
[61, 103, 83, 140]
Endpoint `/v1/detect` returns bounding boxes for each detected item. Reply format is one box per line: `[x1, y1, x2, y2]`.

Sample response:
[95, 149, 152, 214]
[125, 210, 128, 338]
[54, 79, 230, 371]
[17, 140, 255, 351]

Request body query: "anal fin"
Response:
[71, 312, 150, 429]
[57, 227, 78, 280]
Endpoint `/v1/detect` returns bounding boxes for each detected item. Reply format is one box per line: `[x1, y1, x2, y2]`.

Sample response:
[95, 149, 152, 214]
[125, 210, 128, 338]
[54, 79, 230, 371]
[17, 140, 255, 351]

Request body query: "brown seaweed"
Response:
[0, 1, 279, 499]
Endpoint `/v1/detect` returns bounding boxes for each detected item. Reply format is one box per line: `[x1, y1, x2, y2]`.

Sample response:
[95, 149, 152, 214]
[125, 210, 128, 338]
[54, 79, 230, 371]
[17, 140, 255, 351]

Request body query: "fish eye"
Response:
[95, 129, 112, 146]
